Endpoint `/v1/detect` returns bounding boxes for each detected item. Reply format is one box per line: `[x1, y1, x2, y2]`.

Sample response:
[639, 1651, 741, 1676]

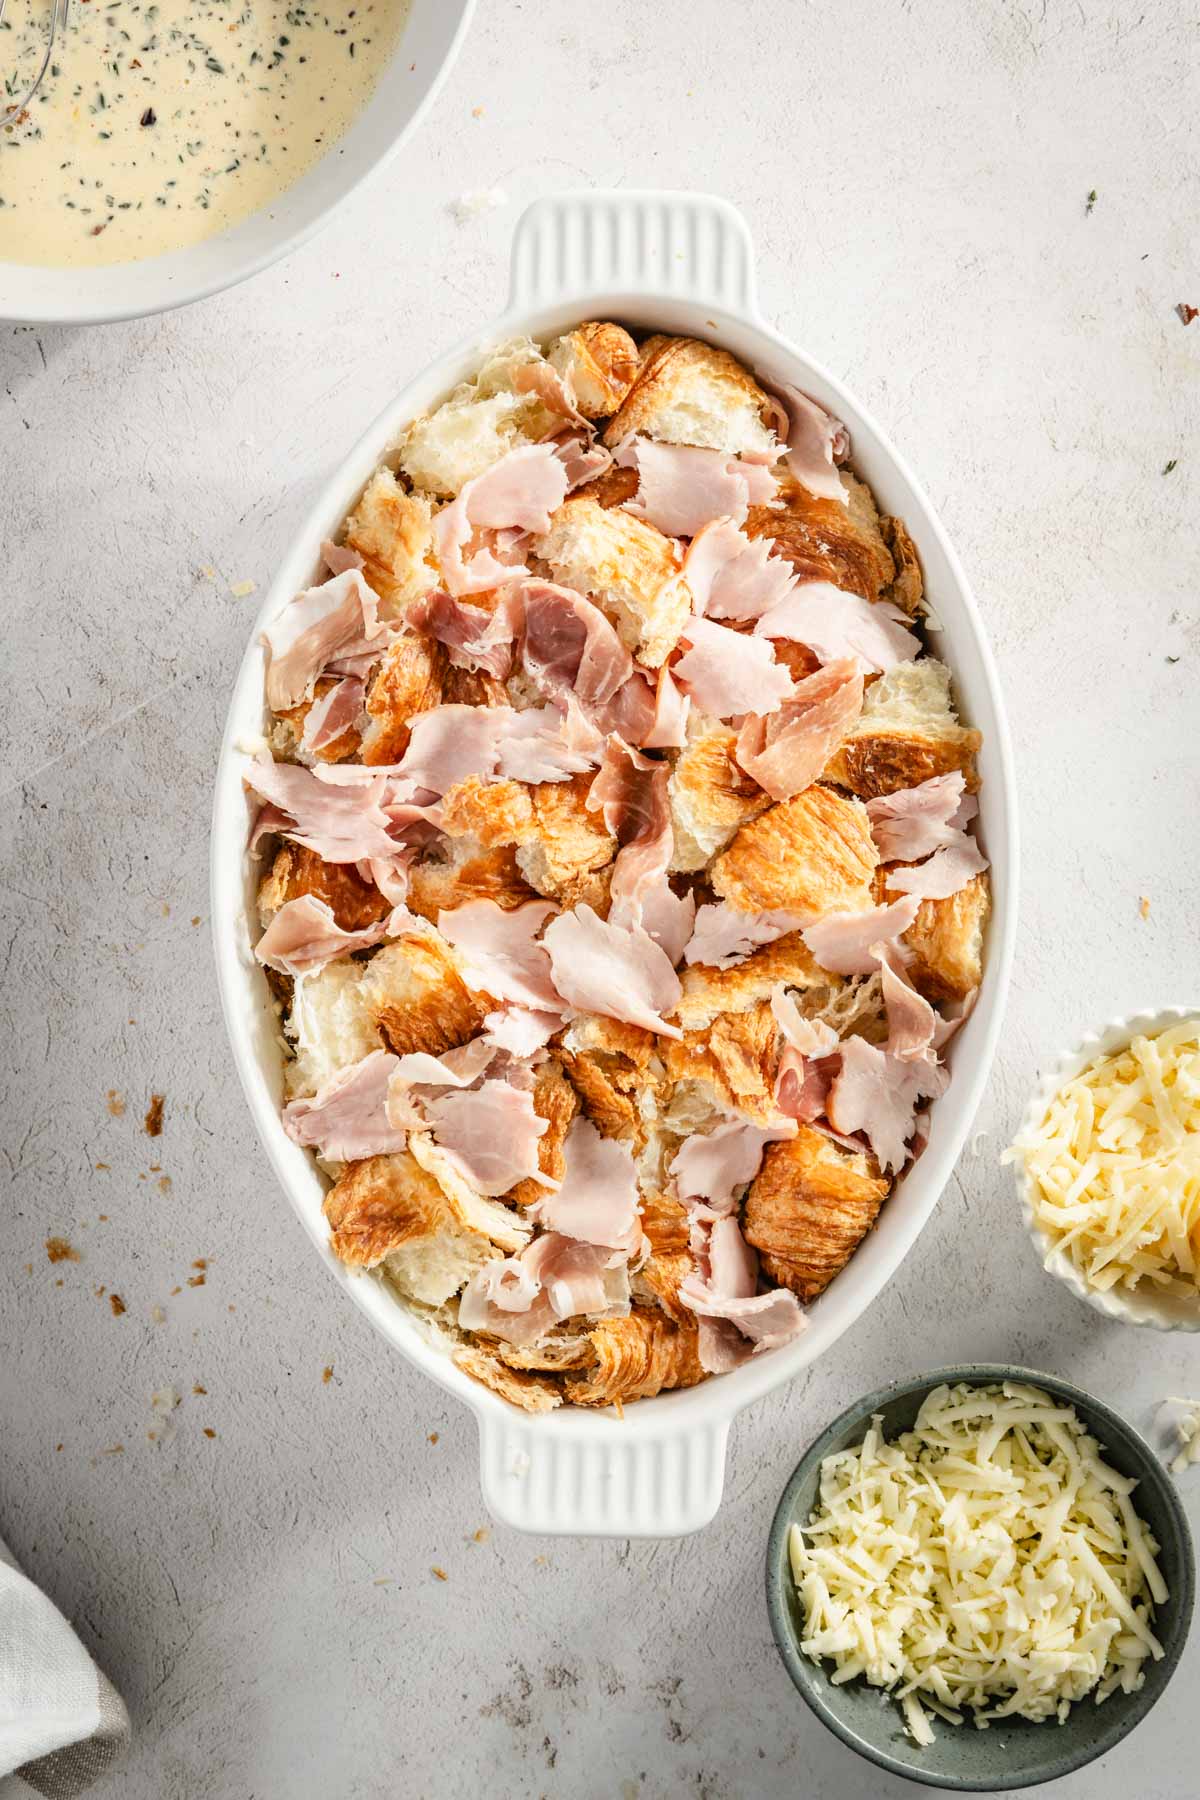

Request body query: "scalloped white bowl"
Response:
[211, 190, 1019, 1536]
[1013, 1006, 1200, 1332]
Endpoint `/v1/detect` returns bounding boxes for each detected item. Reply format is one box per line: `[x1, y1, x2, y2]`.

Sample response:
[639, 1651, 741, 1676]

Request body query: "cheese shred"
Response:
[1006, 1024, 1200, 1300]
[789, 1382, 1165, 1745]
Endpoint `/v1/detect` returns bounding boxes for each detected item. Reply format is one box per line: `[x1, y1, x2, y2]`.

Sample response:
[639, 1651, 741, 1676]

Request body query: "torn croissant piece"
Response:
[323, 1150, 499, 1305]
[880, 514, 923, 616]
[602, 336, 778, 459]
[342, 469, 438, 615]
[454, 1344, 563, 1413]
[664, 1002, 780, 1125]
[873, 866, 990, 1003]
[638, 1189, 690, 1257]
[406, 838, 535, 921]
[559, 1015, 661, 1146]
[508, 1059, 579, 1207]
[633, 1251, 695, 1328]
[441, 662, 510, 708]
[711, 786, 878, 917]
[549, 321, 641, 418]
[575, 463, 641, 509]
[495, 1330, 592, 1373]
[669, 726, 773, 872]
[744, 468, 895, 602]
[439, 775, 535, 846]
[743, 1124, 891, 1303]
[360, 631, 446, 765]
[258, 842, 389, 933]
[535, 494, 690, 669]
[672, 934, 836, 1033]
[275, 674, 363, 764]
[359, 933, 490, 1057]
[516, 773, 616, 903]
[565, 1306, 706, 1407]
[824, 659, 981, 799]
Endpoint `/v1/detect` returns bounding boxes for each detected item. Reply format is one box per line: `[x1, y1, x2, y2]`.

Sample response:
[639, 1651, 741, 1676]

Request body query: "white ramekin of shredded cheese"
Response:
[1007, 1010, 1200, 1331]
[789, 1381, 1167, 1745]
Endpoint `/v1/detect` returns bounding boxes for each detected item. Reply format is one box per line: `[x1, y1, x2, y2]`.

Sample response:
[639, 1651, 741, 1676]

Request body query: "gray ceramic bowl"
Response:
[766, 1364, 1195, 1791]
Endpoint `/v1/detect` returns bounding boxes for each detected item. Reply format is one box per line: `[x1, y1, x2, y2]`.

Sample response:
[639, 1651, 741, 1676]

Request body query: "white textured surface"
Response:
[1, 2, 1198, 1796]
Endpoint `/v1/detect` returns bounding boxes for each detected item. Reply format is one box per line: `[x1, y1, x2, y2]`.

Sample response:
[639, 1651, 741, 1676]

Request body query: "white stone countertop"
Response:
[2, 2, 1199, 1795]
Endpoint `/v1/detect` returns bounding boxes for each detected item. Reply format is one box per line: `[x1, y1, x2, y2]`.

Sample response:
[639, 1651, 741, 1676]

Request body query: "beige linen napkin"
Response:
[0, 1536, 129, 1798]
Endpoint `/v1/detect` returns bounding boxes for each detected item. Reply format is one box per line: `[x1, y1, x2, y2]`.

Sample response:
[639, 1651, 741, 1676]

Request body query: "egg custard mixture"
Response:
[0, 0, 410, 267]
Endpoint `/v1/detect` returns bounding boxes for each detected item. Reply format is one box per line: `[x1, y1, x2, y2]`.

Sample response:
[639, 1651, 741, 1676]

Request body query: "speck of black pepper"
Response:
[140, 106, 156, 125]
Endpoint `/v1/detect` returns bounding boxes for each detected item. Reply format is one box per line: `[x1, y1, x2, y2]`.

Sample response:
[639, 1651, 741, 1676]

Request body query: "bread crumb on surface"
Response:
[144, 1094, 165, 1136]
[192, 1258, 208, 1270]
[428, 1432, 439, 1445]
[187, 1274, 206, 1288]
[203, 1427, 217, 1439]
[193, 1384, 207, 1396]
[1139, 894, 1151, 919]
[157, 1176, 171, 1194]
[473, 1527, 490, 1545]
[101, 1444, 124, 1456]
[191, 915, 202, 926]
[150, 1306, 166, 1324]
[230, 579, 257, 598]
[95, 1163, 109, 1172]
[431, 1565, 449, 1581]
[106, 1090, 125, 1118]
[450, 187, 506, 223]
[109, 1294, 126, 1317]
[45, 1237, 79, 1264]
[322, 1366, 334, 1384]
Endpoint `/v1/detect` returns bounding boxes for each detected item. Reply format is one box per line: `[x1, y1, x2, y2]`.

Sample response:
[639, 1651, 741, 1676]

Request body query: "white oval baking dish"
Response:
[0, 0, 473, 326]
[1013, 1006, 1200, 1332]
[211, 190, 1019, 1537]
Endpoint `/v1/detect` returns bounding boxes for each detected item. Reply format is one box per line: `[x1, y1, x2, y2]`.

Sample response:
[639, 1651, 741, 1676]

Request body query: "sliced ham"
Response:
[518, 578, 657, 745]
[263, 568, 391, 712]
[255, 894, 393, 976]
[874, 940, 937, 1063]
[770, 989, 840, 1058]
[642, 665, 691, 750]
[492, 706, 598, 785]
[613, 437, 777, 536]
[420, 1078, 552, 1196]
[669, 1119, 796, 1213]
[635, 877, 697, 967]
[390, 1036, 499, 1092]
[801, 895, 921, 976]
[438, 898, 562, 1012]
[683, 903, 803, 970]
[396, 702, 593, 796]
[552, 431, 614, 491]
[511, 360, 592, 432]
[532, 1117, 641, 1254]
[588, 739, 672, 924]
[884, 836, 989, 902]
[683, 517, 797, 621]
[458, 1233, 622, 1341]
[753, 581, 920, 672]
[300, 676, 366, 754]
[244, 757, 399, 864]
[677, 1274, 806, 1363]
[866, 772, 970, 863]
[765, 382, 849, 506]
[826, 1035, 948, 1174]
[707, 1214, 758, 1298]
[735, 658, 863, 802]
[433, 443, 568, 595]
[672, 617, 794, 720]
[775, 1045, 840, 1123]
[407, 590, 516, 679]
[321, 540, 365, 577]
[282, 1050, 405, 1161]
[480, 1006, 564, 1058]
[542, 903, 682, 1038]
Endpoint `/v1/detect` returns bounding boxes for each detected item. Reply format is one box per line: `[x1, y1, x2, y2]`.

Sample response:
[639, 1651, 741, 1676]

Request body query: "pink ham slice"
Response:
[480, 1006, 563, 1057]
[826, 1035, 948, 1174]
[874, 940, 937, 1063]
[255, 894, 394, 976]
[770, 989, 840, 1058]
[321, 540, 365, 577]
[866, 773, 973, 863]
[282, 1050, 406, 1161]
[300, 676, 366, 754]
[395, 702, 594, 796]
[735, 658, 863, 802]
[389, 1036, 499, 1093]
[244, 757, 400, 864]
[458, 1234, 621, 1341]
[669, 1118, 797, 1214]
[518, 578, 657, 745]
[763, 382, 849, 506]
[542, 904, 682, 1038]
[683, 517, 797, 621]
[511, 361, 592, 432]
[642, 665, 691, 750]
[708, 1213, 758, 1297]
[262, 568, 391, 712]
[683, 903, 803, 970]
[613, 437, 777, 536]
[532, 1117, 641, 1254]
[437, 898, 562, 1013]
[637, 877, 697, 966]
[677, 1271, 806, 1367]
[433, 443, 568, 596]
[407, 590, 516, 679]
[551, 431, 613, 491]
[673, 617, 794, 720]
[588, 739, 672, 926]
[419, 1078, 552, 1196]
[753, 582, 920, 672]
[771, 992, 840, 1125]
[801, 895, 921, 976]
[884, 836, 989, 902]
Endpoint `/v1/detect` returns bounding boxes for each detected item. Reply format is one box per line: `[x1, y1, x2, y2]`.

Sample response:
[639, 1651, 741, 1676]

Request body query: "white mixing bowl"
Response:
[211, 190, 1019, 1537]
[0, 0, 474, 325]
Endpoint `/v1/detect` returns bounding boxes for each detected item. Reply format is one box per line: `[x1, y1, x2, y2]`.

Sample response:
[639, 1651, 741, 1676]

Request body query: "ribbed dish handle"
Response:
[478, 1414, 731, 1538]
[508, 190, 758, 316]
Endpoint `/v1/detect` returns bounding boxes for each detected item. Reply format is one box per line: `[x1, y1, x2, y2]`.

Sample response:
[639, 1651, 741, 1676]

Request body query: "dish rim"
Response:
[765, 1360, 1196, 1791]
[209, 190, 1020, 1530]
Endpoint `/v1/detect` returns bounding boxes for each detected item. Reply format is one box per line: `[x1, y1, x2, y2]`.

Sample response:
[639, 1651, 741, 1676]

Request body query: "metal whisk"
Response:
[1, 0, 70, 128]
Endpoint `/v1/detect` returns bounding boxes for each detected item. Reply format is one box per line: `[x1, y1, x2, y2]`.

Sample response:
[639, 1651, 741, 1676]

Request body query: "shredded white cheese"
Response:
[1162, 1396, 1200, 1474]
[1005, 1024, 1200, 1299]
[789, 1382, 1165, 1745]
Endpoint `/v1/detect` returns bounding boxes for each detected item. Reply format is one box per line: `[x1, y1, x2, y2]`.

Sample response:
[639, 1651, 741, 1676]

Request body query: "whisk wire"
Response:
[1, 0, 71, 128]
